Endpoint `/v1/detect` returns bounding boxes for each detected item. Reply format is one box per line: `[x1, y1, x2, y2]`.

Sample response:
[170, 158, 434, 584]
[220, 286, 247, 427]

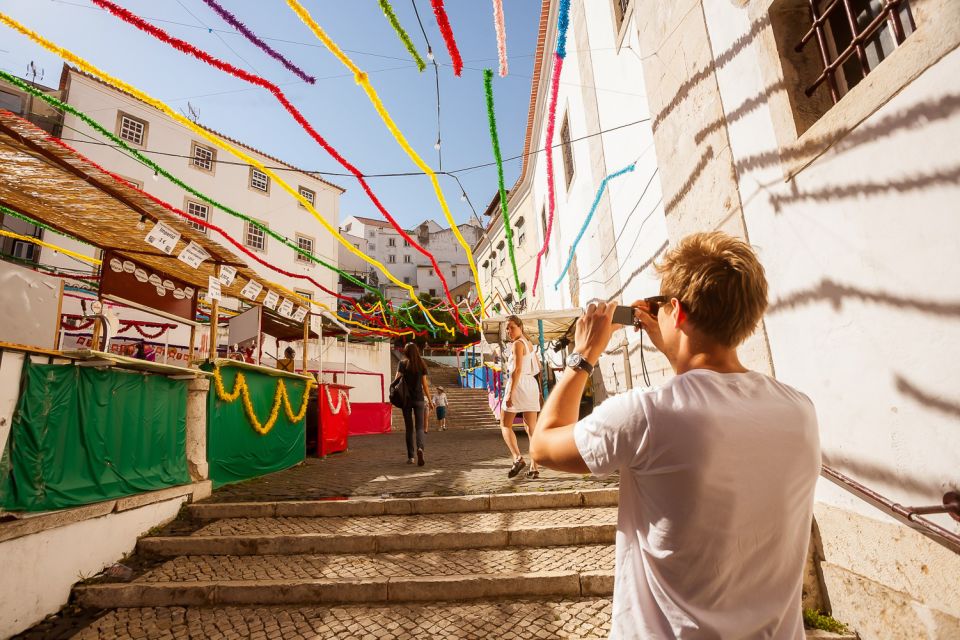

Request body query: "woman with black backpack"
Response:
[393, 342, 434, 466]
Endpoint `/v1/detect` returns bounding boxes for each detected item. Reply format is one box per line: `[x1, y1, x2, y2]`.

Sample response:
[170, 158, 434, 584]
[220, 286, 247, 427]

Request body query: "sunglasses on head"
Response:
[644, 295, 672, 316]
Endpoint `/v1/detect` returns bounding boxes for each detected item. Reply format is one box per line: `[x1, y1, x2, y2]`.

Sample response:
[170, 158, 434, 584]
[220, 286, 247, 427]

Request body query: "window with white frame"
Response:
[388, 237, 396, 247]
[117, 112, 147, 146]
[191, 142, 215, 172]
[295, 234, 314, 263]
[294, 289, 313, 302]
[560, 114, 574, 189]
[388, 255, 396, 263]
[185, 200, 209, 234]
[249, 168, 270, 193]
[403, 255, 411, 263]
[245, 220, 267, 251]
[403, 239, 410, 247]
[298, 186, 315, 208]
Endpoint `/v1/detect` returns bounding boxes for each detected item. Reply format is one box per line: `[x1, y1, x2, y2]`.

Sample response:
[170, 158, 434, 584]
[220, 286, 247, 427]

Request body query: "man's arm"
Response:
[530, 302, 618, 474]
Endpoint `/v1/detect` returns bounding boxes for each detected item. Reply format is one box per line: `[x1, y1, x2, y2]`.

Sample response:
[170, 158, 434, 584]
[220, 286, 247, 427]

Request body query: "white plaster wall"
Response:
[313, 338, 391, 403]
[0, 496, 186, 639]
[42, 71, 341, 322]
[0, 351, 25, 466]
[702, 1, 960, 531]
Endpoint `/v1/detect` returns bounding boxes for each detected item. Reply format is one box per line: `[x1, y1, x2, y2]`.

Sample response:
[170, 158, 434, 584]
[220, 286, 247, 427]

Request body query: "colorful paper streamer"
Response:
[284, 0, 486, 320]
[429, 0, 463, 76]
[532, 0, 571, 294]
[0, 12, 455, 337]
[483, 68, 522, 296]
[0, 229, 101, 265]
[378, 0, 426, 72]
[553, 162, 636, 289]
[90, 0, 465, 335]
[198, 0, 316, 84]
[492, 0, 508, 77]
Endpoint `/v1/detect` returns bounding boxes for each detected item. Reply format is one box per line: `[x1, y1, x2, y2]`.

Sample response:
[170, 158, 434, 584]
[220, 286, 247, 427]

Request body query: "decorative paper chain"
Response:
[213, 366, 315, 435]
[324, 384, 352, 416]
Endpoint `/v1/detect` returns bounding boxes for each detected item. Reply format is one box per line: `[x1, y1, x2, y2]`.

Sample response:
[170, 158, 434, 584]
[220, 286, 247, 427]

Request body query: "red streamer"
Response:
[532, 53, 565, 292]
[91, 0, 469, 335]
[430, 0, 463, 76]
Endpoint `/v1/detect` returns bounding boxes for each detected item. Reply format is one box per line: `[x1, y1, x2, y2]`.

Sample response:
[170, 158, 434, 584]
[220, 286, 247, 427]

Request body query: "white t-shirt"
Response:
[574, 369, 820, 639]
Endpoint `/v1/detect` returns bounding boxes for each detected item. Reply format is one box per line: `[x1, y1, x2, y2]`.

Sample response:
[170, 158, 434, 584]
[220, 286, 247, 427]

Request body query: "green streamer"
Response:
[0, 71, 394, 317]
[378, 0, 426, 72]
[483, 68, 522, 297]
[0, 202, 94, 246]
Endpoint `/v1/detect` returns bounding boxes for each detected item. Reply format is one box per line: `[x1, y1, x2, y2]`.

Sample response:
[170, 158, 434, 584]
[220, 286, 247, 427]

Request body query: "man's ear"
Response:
[672, 297, 686, 328]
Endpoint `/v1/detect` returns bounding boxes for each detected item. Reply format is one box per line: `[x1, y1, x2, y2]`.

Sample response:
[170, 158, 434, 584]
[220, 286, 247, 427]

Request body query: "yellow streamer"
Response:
[285, 0, 486, 320]
[212, 365, 314, 435]
[0, 13, 454, 336]
[270, 282, 416, 338]
[0, 229, 101, 265]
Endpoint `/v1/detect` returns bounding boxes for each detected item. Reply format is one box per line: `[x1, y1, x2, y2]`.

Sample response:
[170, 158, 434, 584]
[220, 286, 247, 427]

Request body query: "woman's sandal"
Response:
[508, 457, 527, 478]
[526, 469, 540, 479]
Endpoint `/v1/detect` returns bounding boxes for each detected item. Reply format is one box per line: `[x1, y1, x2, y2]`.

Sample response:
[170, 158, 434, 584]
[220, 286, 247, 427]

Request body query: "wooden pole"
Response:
[90, 299, 103, 351]
[208, 266, 220, 362]
[302, 313, 309, 373]
[53, 280, 64, 350]
[188, 324, 197, 366]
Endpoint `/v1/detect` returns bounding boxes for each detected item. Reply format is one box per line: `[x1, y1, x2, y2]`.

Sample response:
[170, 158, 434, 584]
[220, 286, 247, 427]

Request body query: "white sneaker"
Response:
[407, 457, 415, 464]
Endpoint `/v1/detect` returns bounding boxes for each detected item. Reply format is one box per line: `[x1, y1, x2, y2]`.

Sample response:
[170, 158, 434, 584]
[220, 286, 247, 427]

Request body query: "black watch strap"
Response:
[567, 352, 594, 375]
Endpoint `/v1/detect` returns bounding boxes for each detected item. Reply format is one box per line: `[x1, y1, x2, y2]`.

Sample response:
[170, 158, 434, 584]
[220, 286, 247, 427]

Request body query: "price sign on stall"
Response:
[292, 306, 308, 323]
[277, 298, 294, 317]
[207, 275, 222, 302]
[177, 241, 211, 269]
[240, 279, 263, 301]
[218, 265, 237, 286]
[263, 290, 279, 310]
[144, 221, 181, 255]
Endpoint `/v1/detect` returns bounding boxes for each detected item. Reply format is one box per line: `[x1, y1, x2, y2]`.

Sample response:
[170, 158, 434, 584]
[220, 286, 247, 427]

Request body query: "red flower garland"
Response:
[430, 0, 463, 76]
[91, 0, 469, 335]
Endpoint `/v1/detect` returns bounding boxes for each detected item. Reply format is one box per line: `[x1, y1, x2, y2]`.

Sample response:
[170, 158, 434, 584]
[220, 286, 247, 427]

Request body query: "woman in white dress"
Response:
[501, 315, 542, 478]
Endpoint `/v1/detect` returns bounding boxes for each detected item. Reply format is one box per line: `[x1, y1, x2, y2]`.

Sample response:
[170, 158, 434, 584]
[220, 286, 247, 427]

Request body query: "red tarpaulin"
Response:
[349, 402, 392, 436]
[319, 383, 350, 456]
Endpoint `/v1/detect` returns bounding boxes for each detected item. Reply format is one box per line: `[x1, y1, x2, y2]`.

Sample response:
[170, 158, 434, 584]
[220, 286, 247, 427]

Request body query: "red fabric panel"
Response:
[348, 402, 392, 436]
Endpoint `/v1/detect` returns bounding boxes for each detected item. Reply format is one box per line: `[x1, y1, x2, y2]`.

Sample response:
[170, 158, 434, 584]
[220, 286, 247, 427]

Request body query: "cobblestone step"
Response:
[72, 598, 617, 639]
[139, 507, 618, 556]
[70, 601, 857, 639]
[74, 543, 616, 606]
[186, 488, 618, 520]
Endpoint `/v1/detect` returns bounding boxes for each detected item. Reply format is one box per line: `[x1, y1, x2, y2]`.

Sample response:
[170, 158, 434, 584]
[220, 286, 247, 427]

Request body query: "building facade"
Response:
[7, 66, 345, 358]
[339, 215, 483, 306]
[479, 1, 959, 637]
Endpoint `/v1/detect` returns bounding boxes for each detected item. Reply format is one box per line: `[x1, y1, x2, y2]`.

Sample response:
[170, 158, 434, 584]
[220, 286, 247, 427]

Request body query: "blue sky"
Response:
[0, 0, 543, 230]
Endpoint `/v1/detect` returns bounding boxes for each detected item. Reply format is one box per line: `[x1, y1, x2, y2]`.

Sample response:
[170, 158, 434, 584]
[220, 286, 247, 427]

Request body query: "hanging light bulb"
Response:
[137, 215, 147, 231]
[434, 139, 441, 151]
[460, 192, 467, 202]
[152, 171, 159, 181]
[426, 46, 434, 61]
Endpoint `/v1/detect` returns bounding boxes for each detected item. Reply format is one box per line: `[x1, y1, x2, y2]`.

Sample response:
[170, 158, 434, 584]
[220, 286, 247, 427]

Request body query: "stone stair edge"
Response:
[72, 570, 616, 608]
[187, 488, 618, 519]
[137, 522, 618, 556]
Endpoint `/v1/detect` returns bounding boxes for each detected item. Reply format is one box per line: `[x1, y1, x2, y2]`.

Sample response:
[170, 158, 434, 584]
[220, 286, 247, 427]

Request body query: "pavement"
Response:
[208, 427, 618, 503]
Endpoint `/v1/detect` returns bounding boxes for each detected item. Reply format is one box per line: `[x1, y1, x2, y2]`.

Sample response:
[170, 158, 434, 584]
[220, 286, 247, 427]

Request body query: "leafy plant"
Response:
[803, 609, 849, 634]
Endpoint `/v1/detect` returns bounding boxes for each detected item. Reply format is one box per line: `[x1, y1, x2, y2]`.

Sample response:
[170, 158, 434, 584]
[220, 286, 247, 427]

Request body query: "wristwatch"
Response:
[566, 352, 595, 375]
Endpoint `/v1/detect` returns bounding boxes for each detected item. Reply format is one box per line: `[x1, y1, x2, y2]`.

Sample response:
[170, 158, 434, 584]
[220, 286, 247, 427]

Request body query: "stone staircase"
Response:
[71, 490, 620, 638]
[390, 356, 500, 432]
[67, 490, 855, 639]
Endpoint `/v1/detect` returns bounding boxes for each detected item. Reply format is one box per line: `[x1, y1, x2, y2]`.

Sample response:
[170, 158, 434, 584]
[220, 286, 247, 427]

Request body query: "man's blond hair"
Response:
[656, 231, 768, 347]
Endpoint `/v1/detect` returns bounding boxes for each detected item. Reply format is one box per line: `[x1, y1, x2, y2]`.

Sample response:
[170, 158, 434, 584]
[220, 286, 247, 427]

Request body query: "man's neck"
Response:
[672, 340, 747, 375]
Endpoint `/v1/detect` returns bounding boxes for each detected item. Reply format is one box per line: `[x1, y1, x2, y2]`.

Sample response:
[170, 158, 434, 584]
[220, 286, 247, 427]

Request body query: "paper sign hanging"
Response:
[218, 265, 237, 286]
[292, 306, 308, 323]
[207, 275, 222, 302]
[262, 290, 279, 310]
[144, 221, 181, 254]
[277, 298, 294, 317]
[240, 279, 263, 301]
[177, 241, 212, 269]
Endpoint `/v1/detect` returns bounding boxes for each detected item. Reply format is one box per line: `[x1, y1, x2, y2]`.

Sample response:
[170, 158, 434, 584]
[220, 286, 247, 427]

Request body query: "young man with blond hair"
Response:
[532, 232, 820, 639]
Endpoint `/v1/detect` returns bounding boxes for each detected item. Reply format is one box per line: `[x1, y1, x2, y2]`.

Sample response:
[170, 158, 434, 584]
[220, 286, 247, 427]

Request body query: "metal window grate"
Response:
[119, 115, 145, 145]
[295, 235, 313, 262]
[796, 0, 914, 103]
[246, 223, 266, 251]
[250, 168, 270, 192]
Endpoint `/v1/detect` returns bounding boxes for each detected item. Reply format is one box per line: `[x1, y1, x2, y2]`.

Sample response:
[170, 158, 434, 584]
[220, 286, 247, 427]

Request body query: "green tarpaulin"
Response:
[204, 363, 307, 488]
[0, 361, 189, 512]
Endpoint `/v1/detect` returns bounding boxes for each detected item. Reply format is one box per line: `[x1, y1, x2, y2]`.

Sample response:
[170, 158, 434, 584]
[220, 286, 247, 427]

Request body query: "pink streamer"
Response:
[532, 53, 565, 293]
[492, 0, 508, 77]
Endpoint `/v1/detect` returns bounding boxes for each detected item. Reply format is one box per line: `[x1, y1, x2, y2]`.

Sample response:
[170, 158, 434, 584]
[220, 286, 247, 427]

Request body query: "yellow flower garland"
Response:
[212, 366, 315, 435]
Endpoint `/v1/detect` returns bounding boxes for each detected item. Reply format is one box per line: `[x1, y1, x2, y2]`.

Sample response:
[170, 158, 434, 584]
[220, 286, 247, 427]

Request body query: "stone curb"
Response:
[138, 523, 617, 556]
[72, 570, 616, 608]
[186, 488, 619, 520]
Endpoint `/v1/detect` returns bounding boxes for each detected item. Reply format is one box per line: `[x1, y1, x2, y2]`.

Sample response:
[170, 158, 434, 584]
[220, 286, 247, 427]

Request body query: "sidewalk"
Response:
[209, 428, 618, 503]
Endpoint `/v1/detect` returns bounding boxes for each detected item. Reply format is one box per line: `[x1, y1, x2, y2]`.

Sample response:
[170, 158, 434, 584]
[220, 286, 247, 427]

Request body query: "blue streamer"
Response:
[553, 162, 636, 290]
[556, 0, 570, 59]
